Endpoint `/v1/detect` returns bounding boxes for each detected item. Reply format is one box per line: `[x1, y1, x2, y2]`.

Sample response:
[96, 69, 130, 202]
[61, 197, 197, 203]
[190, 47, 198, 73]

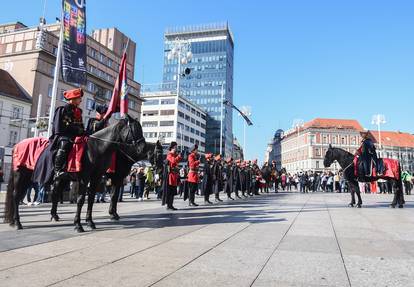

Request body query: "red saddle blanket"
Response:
[66, 136, 88, 173]
[13, 136, 88, 173]
[13, 137, 49, 171]
[353, 156, 400, 179]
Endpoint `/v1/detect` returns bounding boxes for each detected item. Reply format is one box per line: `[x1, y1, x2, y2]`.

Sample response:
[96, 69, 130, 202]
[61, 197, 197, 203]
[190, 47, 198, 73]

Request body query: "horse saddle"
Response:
[354, 156, 385, 181]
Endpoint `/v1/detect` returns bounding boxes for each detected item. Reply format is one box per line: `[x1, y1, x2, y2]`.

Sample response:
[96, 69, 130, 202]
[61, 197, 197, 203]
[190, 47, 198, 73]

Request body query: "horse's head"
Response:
[324, 144, 335, 167]
[117, 114, 146, 159]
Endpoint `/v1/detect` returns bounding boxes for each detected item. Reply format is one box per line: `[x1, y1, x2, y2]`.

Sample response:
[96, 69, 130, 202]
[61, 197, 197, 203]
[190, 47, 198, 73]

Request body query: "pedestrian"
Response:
[144, 166, 154, 200]
[201, 153, 213, 204]
[135, 167, 145, 201]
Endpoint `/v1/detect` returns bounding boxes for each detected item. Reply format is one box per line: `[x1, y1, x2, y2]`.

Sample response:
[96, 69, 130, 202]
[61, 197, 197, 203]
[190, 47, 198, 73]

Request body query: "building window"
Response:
[143, 99, 159, 105]
[159, 120, 174, 126]
[160, 110, 175, 116]
[86, 98, 95, 111]
[11, 105, 23, 119]
[316, 148, 321, 157]
[143, 110, 158, 116]
[160, 98, 175, 105]
[128, 100, 136, 110]
[142, 121, 158, 127]
[143, 132, 158, 138]
[178, 111, 184, 118]
[8, 130, 19, 146]
[159, 132, 173, 138]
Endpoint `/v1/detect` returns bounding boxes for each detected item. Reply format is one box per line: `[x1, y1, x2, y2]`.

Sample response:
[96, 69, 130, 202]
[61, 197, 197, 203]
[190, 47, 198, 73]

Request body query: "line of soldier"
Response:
[161, 142, 280, 210]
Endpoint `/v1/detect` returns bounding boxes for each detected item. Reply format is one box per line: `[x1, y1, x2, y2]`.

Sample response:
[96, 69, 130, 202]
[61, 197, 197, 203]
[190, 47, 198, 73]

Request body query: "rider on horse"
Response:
[356, 135, 383, 177]
[86, 104, 108, 135]
[53, 88, 85, 179]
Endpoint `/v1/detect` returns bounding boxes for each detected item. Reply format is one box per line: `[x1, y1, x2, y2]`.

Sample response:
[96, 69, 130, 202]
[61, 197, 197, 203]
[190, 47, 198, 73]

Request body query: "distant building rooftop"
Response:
[0, 69, 31, 103]
[368, 130, 414, 148]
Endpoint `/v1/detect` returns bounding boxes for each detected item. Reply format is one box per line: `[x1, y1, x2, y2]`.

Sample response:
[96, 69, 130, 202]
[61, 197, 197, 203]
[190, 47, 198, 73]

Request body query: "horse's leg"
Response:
[355, 182, 362, 208]
[12, 171, 29, 230]
[349, 182, 356, 207]
[109, 185, 120, 220]
[85, 181, 97, 229]
[74, 182, 86, 233]
[50, 179, 63, 221]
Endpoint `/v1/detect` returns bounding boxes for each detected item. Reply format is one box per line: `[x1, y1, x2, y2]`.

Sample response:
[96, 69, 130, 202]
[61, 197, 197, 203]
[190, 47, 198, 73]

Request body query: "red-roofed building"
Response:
[281, 118, 364, 172]
[366, 130, 414, 171]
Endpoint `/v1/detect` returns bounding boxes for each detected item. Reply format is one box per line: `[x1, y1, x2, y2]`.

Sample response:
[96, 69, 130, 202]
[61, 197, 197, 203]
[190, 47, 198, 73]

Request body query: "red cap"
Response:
[64, 88, 83, 100]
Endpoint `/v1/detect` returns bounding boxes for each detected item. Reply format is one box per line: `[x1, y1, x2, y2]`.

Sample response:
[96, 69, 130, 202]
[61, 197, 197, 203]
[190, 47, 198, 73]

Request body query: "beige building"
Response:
[0, 21, 142, 135]
[281, 118, 364, 173]
[140, 90, 207, 153]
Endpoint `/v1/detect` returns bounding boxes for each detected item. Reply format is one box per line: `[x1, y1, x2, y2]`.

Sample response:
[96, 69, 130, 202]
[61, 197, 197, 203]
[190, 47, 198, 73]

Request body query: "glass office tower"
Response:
[163, 23, 234, 156]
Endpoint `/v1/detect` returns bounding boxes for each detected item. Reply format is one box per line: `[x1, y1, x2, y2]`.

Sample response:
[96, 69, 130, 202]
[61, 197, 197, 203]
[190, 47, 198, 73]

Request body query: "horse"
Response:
[106, 140, 164, 221]
[3, 115, 146, 232]
[323, 145, 405, 208]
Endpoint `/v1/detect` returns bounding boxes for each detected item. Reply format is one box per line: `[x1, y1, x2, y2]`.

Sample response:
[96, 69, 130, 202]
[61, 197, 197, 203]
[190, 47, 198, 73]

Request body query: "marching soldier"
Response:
[213, 155, 223, 202]
[187, 144, 200, 206]
[201, 153, 213, 204]
[162, 142, 181, 210]
[223, 158, 234, 200]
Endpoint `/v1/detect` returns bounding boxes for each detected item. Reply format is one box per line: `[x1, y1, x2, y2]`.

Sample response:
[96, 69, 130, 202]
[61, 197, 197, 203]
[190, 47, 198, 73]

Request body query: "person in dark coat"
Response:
[86, 104, 108, 135]
[161, 142, 181, 210]
[33, 88, 85, 185]
[212, 155, 223, 202]
[223, 158, 234, 200]
[232, 160, 241, 199]
[201, 153, 213, 204]
[187, 144, 200, 206]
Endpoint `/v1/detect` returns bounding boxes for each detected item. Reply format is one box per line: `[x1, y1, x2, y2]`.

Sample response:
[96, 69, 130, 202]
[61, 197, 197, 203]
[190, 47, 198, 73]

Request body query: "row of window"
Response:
[177, 111, 206, 128]
[176, 132, 205, 147]
[177, 100, 206, 120]
[143, 98, 175, 106]
[142, 120, 174, 127]
[177, 121, 205, 138]
[87, 47, 114, 69]
[88, 65, 115, 83]
[142, 110, 175, 117]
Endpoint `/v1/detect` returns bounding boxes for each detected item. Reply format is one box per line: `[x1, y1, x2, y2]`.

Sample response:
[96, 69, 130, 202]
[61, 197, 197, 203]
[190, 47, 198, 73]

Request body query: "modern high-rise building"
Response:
[162, 23, 234, 156]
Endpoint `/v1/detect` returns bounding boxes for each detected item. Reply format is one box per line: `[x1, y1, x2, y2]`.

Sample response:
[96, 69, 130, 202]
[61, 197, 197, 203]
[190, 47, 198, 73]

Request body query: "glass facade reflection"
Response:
[163, 23, 234, 156]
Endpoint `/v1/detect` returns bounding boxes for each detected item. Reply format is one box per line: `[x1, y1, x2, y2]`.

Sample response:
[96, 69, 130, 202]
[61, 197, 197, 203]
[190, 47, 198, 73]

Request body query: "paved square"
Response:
[0, 192, 413, 287]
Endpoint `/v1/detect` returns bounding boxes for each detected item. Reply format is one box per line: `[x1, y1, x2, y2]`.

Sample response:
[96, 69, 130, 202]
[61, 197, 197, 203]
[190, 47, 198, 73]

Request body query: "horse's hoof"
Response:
[50, 215, 60, 222]
[356, 204, 361, 208]
[86, 221, 96, 229]
[74, 224, 85, 233]
[16, 222, 23, 230]
[110, 213, 120, 221]
[389, 204, 396, 208]
[398, 204, 404, 208]
[348, 203, 354, 207]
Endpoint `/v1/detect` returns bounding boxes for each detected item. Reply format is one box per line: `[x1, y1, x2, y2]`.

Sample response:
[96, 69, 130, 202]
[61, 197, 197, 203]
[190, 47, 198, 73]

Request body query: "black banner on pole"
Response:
[61, 0, 87, 85]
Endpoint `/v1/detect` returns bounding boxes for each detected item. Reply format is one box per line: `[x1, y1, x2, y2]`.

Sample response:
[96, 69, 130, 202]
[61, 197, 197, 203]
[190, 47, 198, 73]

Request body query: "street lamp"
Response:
[371, 114, 386, 152]
[239, 106, 252, 157]
[166, 38, 192, 97]
[292, 119, 304, 172]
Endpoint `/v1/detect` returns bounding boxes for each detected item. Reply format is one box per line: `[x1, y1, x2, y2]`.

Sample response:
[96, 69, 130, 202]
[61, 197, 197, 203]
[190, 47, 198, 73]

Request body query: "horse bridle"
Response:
[89, 119, 145, 162]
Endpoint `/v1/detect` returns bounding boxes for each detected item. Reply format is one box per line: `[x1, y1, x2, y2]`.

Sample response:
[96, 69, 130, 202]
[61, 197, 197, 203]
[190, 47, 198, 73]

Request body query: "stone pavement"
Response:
[0, 191, 413, 287]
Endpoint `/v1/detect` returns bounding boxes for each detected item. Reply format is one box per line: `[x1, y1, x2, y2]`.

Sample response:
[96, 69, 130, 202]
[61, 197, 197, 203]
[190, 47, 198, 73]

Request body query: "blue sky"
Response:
[2, 0, 414, 161]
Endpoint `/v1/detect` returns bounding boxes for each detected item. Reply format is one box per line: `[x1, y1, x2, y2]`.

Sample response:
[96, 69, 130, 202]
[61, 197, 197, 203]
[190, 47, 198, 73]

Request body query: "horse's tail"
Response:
[3, 148, 15, 223]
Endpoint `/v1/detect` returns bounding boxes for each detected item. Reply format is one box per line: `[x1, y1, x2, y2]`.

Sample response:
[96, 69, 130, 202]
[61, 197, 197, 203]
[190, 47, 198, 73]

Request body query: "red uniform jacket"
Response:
[167, 151, 182, 187]
[187, 152, 200, 183]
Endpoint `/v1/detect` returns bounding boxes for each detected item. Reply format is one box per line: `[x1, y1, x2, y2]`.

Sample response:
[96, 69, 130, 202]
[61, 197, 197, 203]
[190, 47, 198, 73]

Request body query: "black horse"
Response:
[106, 140, 164, 220]
[324, 145, 405, 208]
[4, 115, 146, 232]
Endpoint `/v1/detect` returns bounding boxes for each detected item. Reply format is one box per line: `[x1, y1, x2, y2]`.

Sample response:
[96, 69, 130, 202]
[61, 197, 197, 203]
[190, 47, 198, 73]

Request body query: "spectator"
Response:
[135, 167, 145, 201]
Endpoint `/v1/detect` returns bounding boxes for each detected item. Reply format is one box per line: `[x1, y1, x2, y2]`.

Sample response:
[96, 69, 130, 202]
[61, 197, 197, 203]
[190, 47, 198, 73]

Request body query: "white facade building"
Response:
[140, 90, 206, 153]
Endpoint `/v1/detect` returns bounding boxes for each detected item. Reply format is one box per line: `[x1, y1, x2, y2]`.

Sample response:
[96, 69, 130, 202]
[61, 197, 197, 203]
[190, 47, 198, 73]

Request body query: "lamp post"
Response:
[292, 119, 304, 172]
[219, 84, 225, 156]
[371, 114, 386, 155]
[239, 106, 252, 157]
[166, 38, 192, 98]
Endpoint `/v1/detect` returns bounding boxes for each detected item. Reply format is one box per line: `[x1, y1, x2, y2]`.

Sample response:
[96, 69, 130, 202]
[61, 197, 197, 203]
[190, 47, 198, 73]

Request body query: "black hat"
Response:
[191, 144, 198, 152]
[169, 141, 178, 151]
[96, 104, 108, 115]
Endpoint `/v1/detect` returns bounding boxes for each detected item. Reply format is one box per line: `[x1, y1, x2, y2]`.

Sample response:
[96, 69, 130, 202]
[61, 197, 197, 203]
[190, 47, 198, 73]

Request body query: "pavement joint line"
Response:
[0, 225, 160, 272]
[324, 195, 352, 287]
[146, 223, 252, 287]
[249, 193, 312, 287]
[45, 224, 210, 287]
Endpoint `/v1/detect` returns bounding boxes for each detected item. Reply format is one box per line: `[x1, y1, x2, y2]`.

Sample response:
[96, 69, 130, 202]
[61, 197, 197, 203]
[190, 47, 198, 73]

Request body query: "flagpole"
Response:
[47, 14, 64, 138]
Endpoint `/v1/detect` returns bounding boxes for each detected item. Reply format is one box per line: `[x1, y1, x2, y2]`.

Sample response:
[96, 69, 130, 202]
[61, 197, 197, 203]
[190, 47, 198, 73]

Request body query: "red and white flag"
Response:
[104, 52, 128, 119]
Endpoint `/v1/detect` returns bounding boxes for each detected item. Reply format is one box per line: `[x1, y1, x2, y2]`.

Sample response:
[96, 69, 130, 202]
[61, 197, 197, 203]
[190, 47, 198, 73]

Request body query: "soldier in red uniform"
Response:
[187, 144, 200, 206]
[162, 142, 182, 210]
